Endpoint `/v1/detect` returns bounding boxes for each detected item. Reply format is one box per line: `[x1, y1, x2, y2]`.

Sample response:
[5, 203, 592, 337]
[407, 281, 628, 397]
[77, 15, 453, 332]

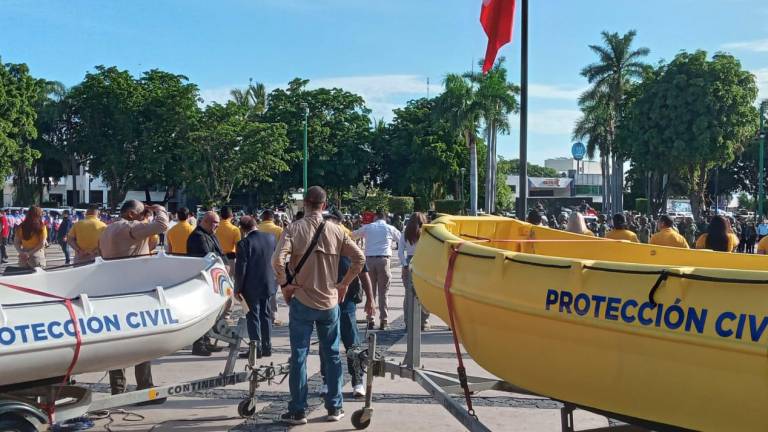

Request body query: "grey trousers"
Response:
[367, 256, 392, 320]
[109, 361, 153, 394]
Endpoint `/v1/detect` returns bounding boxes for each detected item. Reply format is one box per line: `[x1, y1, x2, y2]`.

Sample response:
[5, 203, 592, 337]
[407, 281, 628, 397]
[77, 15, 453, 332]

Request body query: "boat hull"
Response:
[412, 218, 768, 432]
[0, 254, 233, 387]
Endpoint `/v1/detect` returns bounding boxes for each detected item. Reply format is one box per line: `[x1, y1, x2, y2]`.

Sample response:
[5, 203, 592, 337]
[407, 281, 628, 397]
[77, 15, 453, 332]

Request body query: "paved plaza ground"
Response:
[10, 245, 613, 431]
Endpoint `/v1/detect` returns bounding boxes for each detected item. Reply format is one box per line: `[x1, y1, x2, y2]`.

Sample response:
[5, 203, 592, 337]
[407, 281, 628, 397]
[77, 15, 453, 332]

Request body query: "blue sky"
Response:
[1, 0, 767, 165]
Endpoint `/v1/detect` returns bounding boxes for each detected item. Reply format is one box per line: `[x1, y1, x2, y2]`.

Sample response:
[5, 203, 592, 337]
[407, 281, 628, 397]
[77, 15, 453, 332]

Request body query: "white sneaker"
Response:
[319, 384, 328, 395]
[353, 384, 366, 398]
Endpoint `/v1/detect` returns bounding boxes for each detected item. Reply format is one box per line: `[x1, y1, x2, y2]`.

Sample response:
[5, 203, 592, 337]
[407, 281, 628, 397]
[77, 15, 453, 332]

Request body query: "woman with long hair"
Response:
[14, 206, 47, 268]
[399, 212, 430, 331]
[696, 215, 738, 252]
[566, 212, 595, 236]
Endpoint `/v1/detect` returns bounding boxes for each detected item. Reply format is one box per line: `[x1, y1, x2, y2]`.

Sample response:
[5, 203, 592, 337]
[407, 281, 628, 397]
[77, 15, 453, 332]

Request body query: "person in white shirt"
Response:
[352, 210, 402, 330]
[399, 212, 430, 331]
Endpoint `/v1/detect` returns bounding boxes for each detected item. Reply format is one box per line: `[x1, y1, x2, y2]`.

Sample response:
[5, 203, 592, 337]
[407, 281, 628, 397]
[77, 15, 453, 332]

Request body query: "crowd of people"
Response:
[3, 189, 428, 424]
[526, 203, 768, 254]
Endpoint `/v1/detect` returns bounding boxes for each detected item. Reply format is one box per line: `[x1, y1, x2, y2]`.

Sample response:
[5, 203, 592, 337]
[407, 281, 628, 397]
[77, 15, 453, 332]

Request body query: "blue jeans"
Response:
[288, 299, 342, 413]
[320, 298, 362, 386]
[245, 296, 272, 351]
[60, 242, 70, 264]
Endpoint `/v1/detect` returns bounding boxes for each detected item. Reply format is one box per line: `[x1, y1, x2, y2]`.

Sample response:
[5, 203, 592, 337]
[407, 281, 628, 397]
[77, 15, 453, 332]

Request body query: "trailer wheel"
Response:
[0, 414, 37, 432]
[351, 409, 371, 430]
[237, 399, 255, 418]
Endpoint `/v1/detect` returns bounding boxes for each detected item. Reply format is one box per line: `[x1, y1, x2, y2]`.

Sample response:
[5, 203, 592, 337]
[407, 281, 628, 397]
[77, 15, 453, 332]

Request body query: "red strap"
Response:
[0, 280, 82, 425]
[442, 243, 477, 418]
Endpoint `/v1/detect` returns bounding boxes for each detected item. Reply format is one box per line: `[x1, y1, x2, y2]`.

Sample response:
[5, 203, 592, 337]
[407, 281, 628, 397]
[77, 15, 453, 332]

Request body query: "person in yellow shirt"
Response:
[258, 210, 284, 241]
[67, 205, 107, 263]
[756, 232, 768, 254]
[216, 207, 241, 267]
[606, 213, 639, 242]
[695, 215, 738, 252]
[650, 215, 689, 249]
[14, 206, 47, 268]
[166, 207, 195, 254]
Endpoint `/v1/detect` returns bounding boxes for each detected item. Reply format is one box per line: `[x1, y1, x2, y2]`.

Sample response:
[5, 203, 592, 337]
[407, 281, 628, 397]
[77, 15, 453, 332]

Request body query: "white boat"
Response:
[0, 252, 233, 387]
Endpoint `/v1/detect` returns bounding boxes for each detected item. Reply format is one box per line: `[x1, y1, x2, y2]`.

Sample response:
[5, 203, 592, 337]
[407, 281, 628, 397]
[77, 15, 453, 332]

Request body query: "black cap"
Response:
[329, 209, 343, 221]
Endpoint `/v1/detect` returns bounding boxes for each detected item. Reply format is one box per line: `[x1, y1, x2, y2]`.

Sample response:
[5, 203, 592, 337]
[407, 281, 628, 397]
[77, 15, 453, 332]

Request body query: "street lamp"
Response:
[302, 103, 309, 197]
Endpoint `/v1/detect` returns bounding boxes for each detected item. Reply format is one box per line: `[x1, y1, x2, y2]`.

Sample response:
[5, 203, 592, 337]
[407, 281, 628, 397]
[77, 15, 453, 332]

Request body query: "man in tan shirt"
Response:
[272, 186, 364, 425]
[99, 200, 168, 404]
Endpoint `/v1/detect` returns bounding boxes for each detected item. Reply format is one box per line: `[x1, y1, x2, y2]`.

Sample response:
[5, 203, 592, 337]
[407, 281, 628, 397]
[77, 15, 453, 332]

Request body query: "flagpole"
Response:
[517, 0, 529, 219]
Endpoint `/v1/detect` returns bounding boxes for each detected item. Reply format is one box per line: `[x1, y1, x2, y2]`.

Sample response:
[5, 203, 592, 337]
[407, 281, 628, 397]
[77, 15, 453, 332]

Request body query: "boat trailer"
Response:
[0, 317, 291, 431]
[348, 287, 686, 432]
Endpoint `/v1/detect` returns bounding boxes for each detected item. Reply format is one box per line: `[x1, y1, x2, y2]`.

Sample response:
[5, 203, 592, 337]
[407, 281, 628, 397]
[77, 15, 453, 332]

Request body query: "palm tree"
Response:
[435, 74, 482, 214]
[573, 91, 612, 210]
[230, 78, 267, 117]
[580, 30, 649, 213]
[465, 58, 520, 213]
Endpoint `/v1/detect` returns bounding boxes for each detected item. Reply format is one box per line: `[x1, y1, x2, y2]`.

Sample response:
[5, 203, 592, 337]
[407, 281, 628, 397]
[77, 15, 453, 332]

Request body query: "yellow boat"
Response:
[412, 216, 768, 432]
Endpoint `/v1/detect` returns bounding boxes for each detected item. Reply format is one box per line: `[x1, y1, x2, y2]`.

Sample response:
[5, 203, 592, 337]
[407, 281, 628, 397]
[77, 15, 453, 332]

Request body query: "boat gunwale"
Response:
[0, 253, 223, 307]
[425, 219, 768, 281]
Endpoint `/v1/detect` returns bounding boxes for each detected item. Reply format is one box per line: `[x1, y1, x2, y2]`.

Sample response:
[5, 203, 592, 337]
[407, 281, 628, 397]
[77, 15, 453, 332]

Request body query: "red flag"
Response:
[480, 0, 516, 74]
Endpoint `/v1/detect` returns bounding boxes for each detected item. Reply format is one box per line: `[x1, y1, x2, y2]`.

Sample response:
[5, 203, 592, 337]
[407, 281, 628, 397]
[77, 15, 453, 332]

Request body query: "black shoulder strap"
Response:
[287, 221, 326, 284]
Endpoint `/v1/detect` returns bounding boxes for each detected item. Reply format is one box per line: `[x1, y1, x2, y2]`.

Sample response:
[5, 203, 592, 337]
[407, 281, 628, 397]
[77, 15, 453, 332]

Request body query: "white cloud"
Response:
[198, 87, 233, 105]
[529, 84, 585, 100]
[755, 68, 768, 101]
[722, 39, 768, 52]
[511, 109, 581, 135]
[307, 75, 441, 120]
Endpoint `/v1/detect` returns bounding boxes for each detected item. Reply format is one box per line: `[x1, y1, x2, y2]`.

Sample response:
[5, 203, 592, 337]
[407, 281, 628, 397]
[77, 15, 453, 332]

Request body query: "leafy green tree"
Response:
[134, 69, 201, 202]
[620, 51, 759, 219]
[26, 80, 69, 204]
[497, 157, 558, 178]
[68, 66, 145, 208]
[68, 66, 201, 208]
[262, 78, 372, 204]
[376, 98, 467, 207]
[580, 30, 649, 213]
[465, 57, 519, 213]
[0, 59, 41, 203]
[186, 102, 290, 207]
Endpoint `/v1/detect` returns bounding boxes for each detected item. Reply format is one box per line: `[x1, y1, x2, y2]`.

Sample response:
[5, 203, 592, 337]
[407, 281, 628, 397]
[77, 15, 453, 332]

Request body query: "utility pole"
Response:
[302, 103, 309, 196]
[517, 0, 529, 219]
[759, 101, 767, 219]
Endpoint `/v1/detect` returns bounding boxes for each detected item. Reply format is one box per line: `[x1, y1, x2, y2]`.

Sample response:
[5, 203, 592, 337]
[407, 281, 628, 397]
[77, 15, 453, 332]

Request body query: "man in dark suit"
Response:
[235, 216, 277, 359]
[186, 211, 228, 356]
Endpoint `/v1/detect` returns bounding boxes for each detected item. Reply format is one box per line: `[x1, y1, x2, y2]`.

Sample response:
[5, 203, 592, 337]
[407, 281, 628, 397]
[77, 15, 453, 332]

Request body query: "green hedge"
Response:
[360, 194, 390, 213]
[414, 196, 430, 212]
[434, 199, 464, 215]
[388, 196, 414, 215]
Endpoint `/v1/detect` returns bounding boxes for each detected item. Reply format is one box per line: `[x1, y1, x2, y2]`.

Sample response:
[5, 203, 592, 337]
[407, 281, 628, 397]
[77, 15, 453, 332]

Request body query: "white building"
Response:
[4, 165, 111, 207]
[504, 157, 604, 204]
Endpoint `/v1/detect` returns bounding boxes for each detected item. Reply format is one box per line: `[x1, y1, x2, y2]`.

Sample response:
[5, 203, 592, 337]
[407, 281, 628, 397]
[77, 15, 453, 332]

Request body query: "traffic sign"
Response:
[571, 142, 586, 161]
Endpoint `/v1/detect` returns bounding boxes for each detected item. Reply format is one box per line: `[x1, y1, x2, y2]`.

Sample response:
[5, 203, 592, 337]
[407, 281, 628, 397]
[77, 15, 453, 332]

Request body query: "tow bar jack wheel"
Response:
[351, 408, 372, 430]
[351, 333, 377, 430]
[237, 398, 256, 418]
